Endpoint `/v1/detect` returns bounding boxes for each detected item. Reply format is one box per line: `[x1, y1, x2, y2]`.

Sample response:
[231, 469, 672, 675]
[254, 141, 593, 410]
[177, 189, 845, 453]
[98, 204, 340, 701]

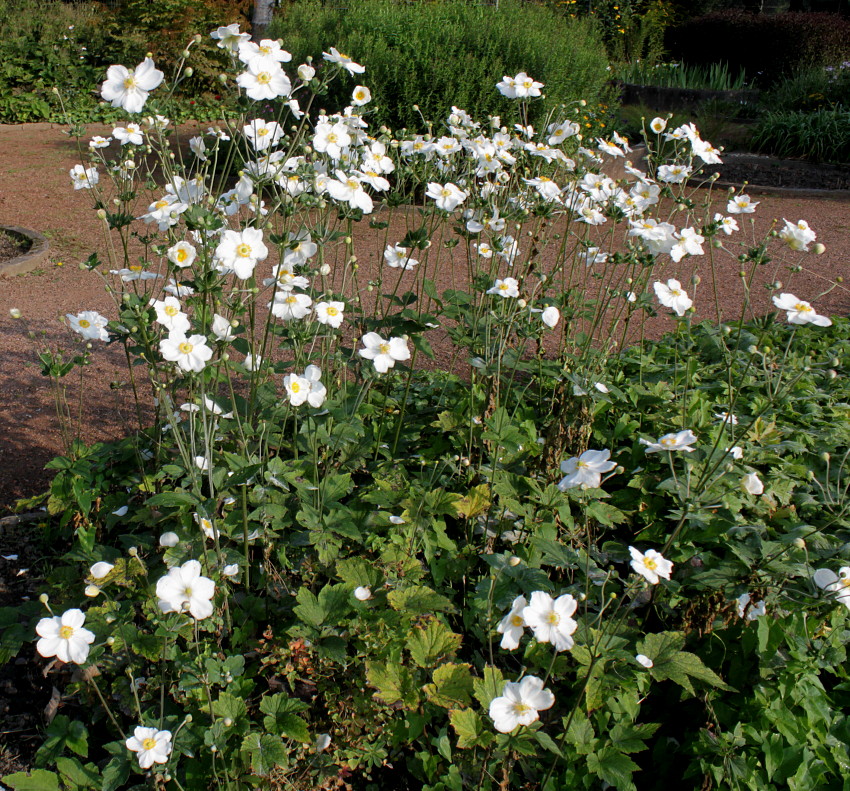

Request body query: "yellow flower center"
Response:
[355, 91, 366, 100]
[513, 702, 532, 715]
[59, 625, 75, 639]
[123, 76, 137, 90]
[327, 306, 338, 316]
[498, 283, 508, 291]
[176, 249, 188, 262]
[546, 612, 560, 625]
[441, 188, 452, 197]
[285, 295, 297, 305]
[327, 132, 338, 144]
[165, 305, 179, 317]
[660, 437, 675, 447]
[235, 243, 252, 257]
[379, 343, 391, 354]
[577, 460, 588, 468]
[78, 319, 91, 328]
[259, 45, 272, 55]
[257, 127, 269, 137]
[644, 557, 658, 571]
[178, 342, 194, 354]
[155, 200, 169, 210]
[795, 303, 812, 313]
[256, 72, 272, 85]
[510, 615, 523, 627]
[141, 737, 157, 751]
[291, 382, 301, 393]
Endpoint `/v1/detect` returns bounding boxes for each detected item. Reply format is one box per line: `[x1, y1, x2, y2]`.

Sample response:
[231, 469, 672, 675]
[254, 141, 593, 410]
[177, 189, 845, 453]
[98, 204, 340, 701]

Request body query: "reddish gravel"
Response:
[1, 121, 848, 507]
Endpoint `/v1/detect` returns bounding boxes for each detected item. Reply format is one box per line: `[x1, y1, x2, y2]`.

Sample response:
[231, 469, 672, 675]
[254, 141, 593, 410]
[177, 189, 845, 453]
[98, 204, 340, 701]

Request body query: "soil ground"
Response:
[0, 119, 848, 778]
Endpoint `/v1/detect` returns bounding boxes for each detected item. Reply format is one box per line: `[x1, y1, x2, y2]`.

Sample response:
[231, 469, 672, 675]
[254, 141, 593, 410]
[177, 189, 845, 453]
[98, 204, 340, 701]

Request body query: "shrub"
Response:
[750, 107, 850, 164]
[763, 62, 850, 113]
[665, 11, 850, 87]
[268, 0, 612, 131]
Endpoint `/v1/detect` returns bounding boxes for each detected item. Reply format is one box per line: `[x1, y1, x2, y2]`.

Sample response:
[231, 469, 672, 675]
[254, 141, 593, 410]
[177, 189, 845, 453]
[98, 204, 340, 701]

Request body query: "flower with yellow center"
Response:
[36, 608, 95, 664]
[125, 726, 173, 769]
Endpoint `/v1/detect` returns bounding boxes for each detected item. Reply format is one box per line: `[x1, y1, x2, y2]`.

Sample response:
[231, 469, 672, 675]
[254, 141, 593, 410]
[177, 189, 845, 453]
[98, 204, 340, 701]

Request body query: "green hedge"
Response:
[270, 0, 612, 131]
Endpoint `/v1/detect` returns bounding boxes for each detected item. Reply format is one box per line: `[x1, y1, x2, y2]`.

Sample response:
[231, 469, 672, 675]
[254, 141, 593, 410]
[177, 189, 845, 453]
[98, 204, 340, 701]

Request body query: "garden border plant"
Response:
[2, 19, 849, 791]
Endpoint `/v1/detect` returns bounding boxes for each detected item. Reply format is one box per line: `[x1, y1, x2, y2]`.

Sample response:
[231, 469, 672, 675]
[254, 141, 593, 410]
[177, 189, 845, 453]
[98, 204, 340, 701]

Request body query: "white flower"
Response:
[236, 61, 291, 101]
[640, 429, 697, 453]
[389, 515, 405, 525]
[496, 595, 527, 650]
[487, 278, 520, 298]
[741, 472, 764, 495]
[354, 586, 372, 601]
[194, 456, 210, 471]
[194, 513, 219, 540]
[238, 38, 292, 68]
[351, 85, 371, 106]
[813, 567, 850, 610]
[215, 228, 269, 279]
[714, 213, 739, 235]
[283, 373, 312, 406]
[222, 564, 240, 577]
[211, 23, 250, 53]
[736, 593, 766, 620]
[496, 72, 543, 99]
[35, 609, 95, 664]
[540, 306, 560, 328]
[159, 532, 180, 548]
[113, 123, 143, 145]
[189, 136, 207, 161]
[636, 654, 654, 668]
[304, 364, 327, 407]
[151, 297, 191, 334]
[101, 57, 164, 113]
[298, 64, 316, 81]
[657, 164, 692, 183]
[779, 218, 817, 252]
[522, 591, 578, 651]
[629, 547, 673, 585]
[425, 182, 467, 212]
[384, 244, 419, 270]
[211, 314, 235, 342]
[727, 446, 744, 460]
[314, 733, 332, 752]
[70, 164, 98, 190]
[90, 562, 115, 579]
[112, 505, 129, 516]
[727, 194, 758, 214]
[653, 279, 693, 316]
[156, 559, 215, 620]
[244, 118, 283, 151]
[315, 301, 345, 329]
[715, 411, 738, 425]
[167, 241, 196, 268]
[160, 332, 213, 373]
[358, 332, 410, 373]
[270, 292, 313, 321]
[323, 47, 365, 75]
[649, 117, 667, 133]
[89, 135, 111, 149]
[670, 227, 704, 263]
[126, 726, 172, 769]
[489, 676, 555, 733]
[66, 311, 109, 341]
[243, 353, 263, 371]
[771, 293, 832, 327]
[326, 171, 373, 213]
[558, 449, 616, 490]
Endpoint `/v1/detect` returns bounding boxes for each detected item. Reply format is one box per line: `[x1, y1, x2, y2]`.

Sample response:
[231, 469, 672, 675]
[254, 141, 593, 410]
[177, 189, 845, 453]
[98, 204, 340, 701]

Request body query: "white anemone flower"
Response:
[322, 47, 365, 75]
[159, 532, 180, 548]
[384, 244, 419, 270]
[304, 365, 327, 407]
[156, 559, 215, 620]
[496, 595, 528, 651]
[653, 279, 693, 316]
[489, 676, 555, 733]
[649, 117, 667, 133]
[211, 23, 250, 53]
[741, 472, 764, 495]
[813, 567, 850, 610]
[351, 85, 371, 106]
[211, 314, 236, 342]
[238, 38, 292, 68]
[727, 194, 758, 214]
[101, 57, 164, 113]
[522, 591, 578, 652]
[315, 301, 345, 329]
[358, 332, 410, 373]
[270, 292, 313, 321]
[736, 593, 766, 621]
[215, 228, 269, 280]
[244, 119, 283, 151]
[354, 586, 372, 601]
[558, 449, 617, 490]
[66, 311, 109, 341]
[35, 608, 95, 664]
[70, 164, 98, 190]
[113, 123, 143, 145]
[772, 293, 832, 327]
[636, 654, 654, 668]
[125, 727, 173, 769]
[496, 72, 543, 99]
[236, 61, 291, 101]
[160, 332, 213, 373]
[425, 181, 467, 211]
[283, 373, 312, 406]
[167, 241, 196, 268]
[629, 547, 673, 585]
[151, 297, 191, 334]
[778, 218, 817, 252]
[487, 278, 520, 298]
[540, 306, 560, 328]
[640, 429, 698, 453]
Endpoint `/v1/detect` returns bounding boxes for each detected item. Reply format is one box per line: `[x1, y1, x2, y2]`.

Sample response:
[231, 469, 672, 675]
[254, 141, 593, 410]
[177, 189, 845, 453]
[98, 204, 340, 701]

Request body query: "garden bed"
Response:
[703, 152, 850, 195]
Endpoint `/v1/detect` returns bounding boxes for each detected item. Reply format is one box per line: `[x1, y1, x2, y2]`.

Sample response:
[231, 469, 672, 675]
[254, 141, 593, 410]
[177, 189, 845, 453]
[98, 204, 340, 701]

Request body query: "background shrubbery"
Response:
[269, 0, 613, 131]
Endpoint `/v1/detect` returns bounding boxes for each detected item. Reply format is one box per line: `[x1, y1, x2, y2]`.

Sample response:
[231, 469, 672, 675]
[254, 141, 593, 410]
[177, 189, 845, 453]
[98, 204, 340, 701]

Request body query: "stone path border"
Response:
[0, 226, 50, 277]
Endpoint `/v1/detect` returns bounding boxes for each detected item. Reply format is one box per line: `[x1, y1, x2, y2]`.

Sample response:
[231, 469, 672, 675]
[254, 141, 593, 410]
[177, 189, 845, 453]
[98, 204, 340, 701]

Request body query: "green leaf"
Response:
[449, 708, 493, 749]
[473, 666, 504, 709]
[145, 491, 199, 508]
[100, 756, 130, 791]
[609, 722, 660, 754]
[388, 585, 454, 613]
[406, 620, 462, 667]
[35, 716, 88, 766]
[585, 500, 627, 527]
[1, 770, 60, 791]
[293, 588, 324, 628]
[366, 661, 419, 707]
[260, 694, 310, 743]
[639, 632, 733, 694]
[564, 712, 596, 755]
[533, 729, 563, 757]
[587, 747, 639, 790]
[241, 733, 289, 776]
[55, 757, 99, 789]
[212, 692, 248, 725]
[424, 662, 474, 708]
[450, 484, 491, 519]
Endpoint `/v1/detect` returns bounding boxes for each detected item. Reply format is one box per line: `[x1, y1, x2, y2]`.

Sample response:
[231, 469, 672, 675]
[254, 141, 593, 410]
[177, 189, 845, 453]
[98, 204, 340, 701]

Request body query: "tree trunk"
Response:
[251, 0, 275, 43]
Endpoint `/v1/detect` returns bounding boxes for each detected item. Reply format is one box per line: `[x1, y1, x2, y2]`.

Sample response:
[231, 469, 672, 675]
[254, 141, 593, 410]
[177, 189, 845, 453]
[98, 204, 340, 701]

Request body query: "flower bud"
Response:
[822, 452, 831, 462]
[184, 67, 193, 77]
[9, 308, 21, 319]
[39, 593, 49, 604]
[691, 275, 700, 286]
[106, 636, 115, 645]
[813, 243, 825, 255]
[793, 537, 806, 549]
[218, 73, 228, 84]
[223, 718, 233, 727]
[128, 546, 138, 557]
[319, 264, 331, 276]
[181, 50, 191, 59]
[508, 556, 522, 567]
[96, 209, 107, 220]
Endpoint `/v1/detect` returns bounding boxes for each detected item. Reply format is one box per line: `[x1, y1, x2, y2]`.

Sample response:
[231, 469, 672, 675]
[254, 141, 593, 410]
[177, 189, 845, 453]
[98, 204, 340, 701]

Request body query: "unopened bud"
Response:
[691, 275, 700, 286]
[822, 452, 831, 462]
[793, 537, 806, 549]
[184, 67, 193, 77]
[128, 546, 138, 557]
[96, 209, 107, 220]
[218, 73, 228, 84]
[319, 264, 331, 276]
[9, 308, 21, 319]
[39, 593, 49, 604]
[813, 243, 825, 255]
[508, 556, 521, 567]
[181, 49, 191, 59]
[106, 636, 115, 645]
[223, 718, 233, 727]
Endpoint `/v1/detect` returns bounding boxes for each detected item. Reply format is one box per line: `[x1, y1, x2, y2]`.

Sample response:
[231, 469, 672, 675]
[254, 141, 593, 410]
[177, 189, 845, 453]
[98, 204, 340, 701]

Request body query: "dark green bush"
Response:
[763, 64, 850, 113]
[750, 107, 850, 163]
[269, 0, 612, 131]
[665, 11, 850, 87]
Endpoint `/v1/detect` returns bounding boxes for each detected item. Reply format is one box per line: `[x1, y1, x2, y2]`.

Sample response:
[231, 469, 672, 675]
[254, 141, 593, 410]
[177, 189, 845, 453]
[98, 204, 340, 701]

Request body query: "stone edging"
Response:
[0, 226, 50, 276]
